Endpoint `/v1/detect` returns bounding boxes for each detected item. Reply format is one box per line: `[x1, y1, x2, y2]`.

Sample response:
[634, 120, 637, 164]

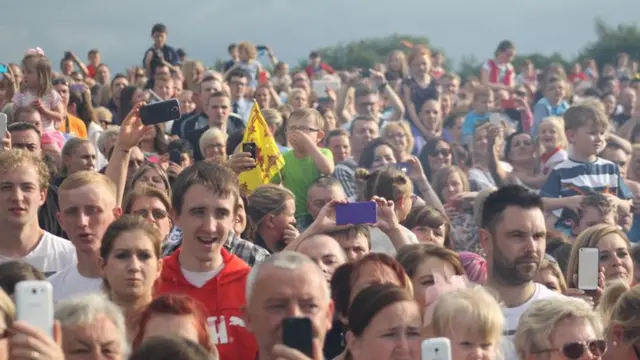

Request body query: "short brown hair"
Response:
[171, 162, 239, 216]
[59, 171, 117, 200]
[325, 224, 371, 250]
[401, 206, 453, 248]
[12, 106, 39, 124]
[563, 103, 609, 132]
[100, 215, 163, 264]
[578, 193, 615, 219]
[0, 149, 49, 190]
[288, 108, 324, 130]
[123, 186, 172, 215]
[396, 243, 465, 279]
[472, 85, 492, 100]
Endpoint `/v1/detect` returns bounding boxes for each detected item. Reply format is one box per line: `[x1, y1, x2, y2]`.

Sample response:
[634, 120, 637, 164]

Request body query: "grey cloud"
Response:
[3, 0, 640, 72]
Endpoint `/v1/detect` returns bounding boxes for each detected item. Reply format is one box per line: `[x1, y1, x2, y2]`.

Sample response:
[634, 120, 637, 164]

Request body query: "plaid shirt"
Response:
[332, 159, 358, 198]
[163, 228, 269, 267]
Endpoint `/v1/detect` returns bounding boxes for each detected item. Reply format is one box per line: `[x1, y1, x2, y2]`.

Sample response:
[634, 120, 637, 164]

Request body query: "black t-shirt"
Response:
[39, 185, 66, 238]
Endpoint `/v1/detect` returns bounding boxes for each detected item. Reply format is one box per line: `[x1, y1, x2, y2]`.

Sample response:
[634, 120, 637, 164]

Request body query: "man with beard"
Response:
[479, 185, 562, 360]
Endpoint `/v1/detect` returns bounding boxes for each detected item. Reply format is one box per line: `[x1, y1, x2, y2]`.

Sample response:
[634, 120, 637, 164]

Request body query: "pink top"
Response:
[12, 89, 62, 132]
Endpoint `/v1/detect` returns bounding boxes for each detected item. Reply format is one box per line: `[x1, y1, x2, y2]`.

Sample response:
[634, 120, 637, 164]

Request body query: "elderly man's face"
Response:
[245, 263, 334, 356]
[61, 314, 126, 360]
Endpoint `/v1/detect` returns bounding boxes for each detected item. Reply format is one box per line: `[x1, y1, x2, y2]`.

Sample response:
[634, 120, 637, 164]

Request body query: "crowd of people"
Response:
[1, 21, 640, 360]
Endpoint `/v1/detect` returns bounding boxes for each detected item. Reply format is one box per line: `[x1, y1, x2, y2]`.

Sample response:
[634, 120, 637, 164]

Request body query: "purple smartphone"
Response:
[335, 202, 377, 225]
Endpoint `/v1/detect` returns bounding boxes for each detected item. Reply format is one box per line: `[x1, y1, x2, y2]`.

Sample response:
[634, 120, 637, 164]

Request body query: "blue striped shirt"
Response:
[540, 157, 632, 225]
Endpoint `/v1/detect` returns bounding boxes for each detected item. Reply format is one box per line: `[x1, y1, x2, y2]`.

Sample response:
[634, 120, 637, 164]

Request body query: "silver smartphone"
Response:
[15, 281, 54, 338]
[421, 337, 452, 360]
[577, 247, 599, 291]
[0, 113, 7, 140]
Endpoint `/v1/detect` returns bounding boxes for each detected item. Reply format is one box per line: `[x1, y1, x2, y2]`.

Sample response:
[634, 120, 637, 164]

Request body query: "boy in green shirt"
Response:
[274, 108, 334, 225]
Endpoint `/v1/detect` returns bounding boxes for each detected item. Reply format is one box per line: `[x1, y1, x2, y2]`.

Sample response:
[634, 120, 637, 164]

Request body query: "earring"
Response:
[613, 341, 618, 347]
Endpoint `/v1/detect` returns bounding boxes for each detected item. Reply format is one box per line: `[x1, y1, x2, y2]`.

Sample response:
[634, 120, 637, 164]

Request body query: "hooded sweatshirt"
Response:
[156, 248, 258, 360]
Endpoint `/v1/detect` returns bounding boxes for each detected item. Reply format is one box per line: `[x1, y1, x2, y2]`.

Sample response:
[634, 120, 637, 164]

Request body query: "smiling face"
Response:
[174, 185, 236, 265]
[371, 144, 396, 170]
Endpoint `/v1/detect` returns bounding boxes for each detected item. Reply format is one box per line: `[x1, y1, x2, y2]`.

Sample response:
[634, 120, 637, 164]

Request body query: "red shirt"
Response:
[305, 63, 335, 78]
[156, 248, 258, 360]
[87, 64, 97, 78]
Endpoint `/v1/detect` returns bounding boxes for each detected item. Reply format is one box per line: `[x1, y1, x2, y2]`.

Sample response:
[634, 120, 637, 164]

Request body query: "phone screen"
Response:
[577, 247, 599, 290]
[282, 318, 313, 357]
[242, 142, 257, 159]
[335, 202, 377, 225]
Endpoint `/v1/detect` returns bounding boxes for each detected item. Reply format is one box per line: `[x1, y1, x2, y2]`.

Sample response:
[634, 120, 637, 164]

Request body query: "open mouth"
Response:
[196, 236, 219, 245]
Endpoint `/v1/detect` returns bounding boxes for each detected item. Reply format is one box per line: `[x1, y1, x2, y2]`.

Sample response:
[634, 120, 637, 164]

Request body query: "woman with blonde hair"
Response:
[534, 257, 568, 294]
[601, 284, 640, 359]
[182, 60, 205, 91]
[246, 184, 299, 253]
[515, 297, 605, 360]
[385, 50, 409, 93]
[566, 224, 634, 289]
[426, 286, 504, 360]
[198, 127, 227, 163]
[234, 42, 261, 89]
[381, 121, 414, 162]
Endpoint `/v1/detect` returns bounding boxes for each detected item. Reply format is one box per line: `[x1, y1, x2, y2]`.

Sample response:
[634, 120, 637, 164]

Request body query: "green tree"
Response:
[579, 18, 640, 67]
[300, 34, 444, 71]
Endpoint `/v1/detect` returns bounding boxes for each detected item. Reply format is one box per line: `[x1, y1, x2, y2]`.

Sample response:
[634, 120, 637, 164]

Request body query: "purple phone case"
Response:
[335, 202, 377, 225]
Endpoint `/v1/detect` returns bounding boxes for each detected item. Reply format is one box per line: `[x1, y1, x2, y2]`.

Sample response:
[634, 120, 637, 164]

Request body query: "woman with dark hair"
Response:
[358, 137, 398, 170]
[326, 253, 413, 359]
[346, 283, 421, 360]
[487, 128, 546, 190]
[481, 40, 516, 90]
[417, 137, 453, 182]
[401, 205, 452, 248]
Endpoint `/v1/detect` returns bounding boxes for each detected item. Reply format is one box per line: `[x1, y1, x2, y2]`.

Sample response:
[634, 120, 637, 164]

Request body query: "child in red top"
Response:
[305, 51, 335, 80]
[568, 63, 588, 84]
[155, 162, 258, 360]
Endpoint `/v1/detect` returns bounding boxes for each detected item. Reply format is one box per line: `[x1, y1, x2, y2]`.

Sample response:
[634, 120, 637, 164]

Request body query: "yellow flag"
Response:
[238, 101, 285, 194]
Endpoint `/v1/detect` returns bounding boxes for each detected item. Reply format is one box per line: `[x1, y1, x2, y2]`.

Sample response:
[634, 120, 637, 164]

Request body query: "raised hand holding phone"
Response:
[371, 196, 400, 232]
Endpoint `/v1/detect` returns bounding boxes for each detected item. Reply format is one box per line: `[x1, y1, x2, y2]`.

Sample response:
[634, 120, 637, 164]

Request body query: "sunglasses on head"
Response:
[536, 340, 606, 359]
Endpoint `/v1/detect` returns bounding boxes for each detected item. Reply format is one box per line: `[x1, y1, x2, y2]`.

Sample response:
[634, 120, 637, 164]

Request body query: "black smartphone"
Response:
[361, 69, 371, 78]
[256, 45, 268, 52]
[139, 99, 181, 125]
[282, 317, 313, 357]
[242, 142, 257, 159]
[169, 149, 182, 164]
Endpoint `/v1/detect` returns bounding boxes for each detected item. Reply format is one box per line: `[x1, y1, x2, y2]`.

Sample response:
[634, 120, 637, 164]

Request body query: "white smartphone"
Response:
[15, 281, 54, 338]
[0, 113, 7, 140]
[577, 247, 600, 291]
[421, 337, 452, 360]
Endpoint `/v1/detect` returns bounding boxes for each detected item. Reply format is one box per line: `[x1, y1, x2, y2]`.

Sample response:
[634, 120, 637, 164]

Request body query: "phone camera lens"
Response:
[435, 348, 439, 353]
[31, 289, 37, 294]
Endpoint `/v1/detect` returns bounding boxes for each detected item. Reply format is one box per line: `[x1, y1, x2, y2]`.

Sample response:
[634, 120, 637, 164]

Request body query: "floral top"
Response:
[12, 89, 62, 132]
[450, 210, 484, 256]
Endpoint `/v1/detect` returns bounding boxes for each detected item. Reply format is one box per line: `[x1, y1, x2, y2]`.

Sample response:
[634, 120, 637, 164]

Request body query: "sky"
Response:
[2, 0, 640, 73]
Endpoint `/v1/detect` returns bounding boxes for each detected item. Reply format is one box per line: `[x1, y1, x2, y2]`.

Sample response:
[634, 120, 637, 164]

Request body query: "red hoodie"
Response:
[156, 248, 258, 360]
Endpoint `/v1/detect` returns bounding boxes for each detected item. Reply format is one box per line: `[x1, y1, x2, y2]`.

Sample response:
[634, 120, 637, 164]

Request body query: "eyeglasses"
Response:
[133, 208, 168, 220]
[52, 78, 69, 86]
[534, 340, 606, 359]
[429, 148, 451, 157]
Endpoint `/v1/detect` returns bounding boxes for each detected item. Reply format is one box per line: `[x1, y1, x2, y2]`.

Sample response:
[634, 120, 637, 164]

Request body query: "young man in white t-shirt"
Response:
[48, 171, 121, 302]
[479, 185, 562, 360]
[0, 150, 76, 276]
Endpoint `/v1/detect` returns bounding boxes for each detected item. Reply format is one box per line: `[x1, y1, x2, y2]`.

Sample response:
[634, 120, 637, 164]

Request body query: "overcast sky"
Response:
[3, 0, 640, 72]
